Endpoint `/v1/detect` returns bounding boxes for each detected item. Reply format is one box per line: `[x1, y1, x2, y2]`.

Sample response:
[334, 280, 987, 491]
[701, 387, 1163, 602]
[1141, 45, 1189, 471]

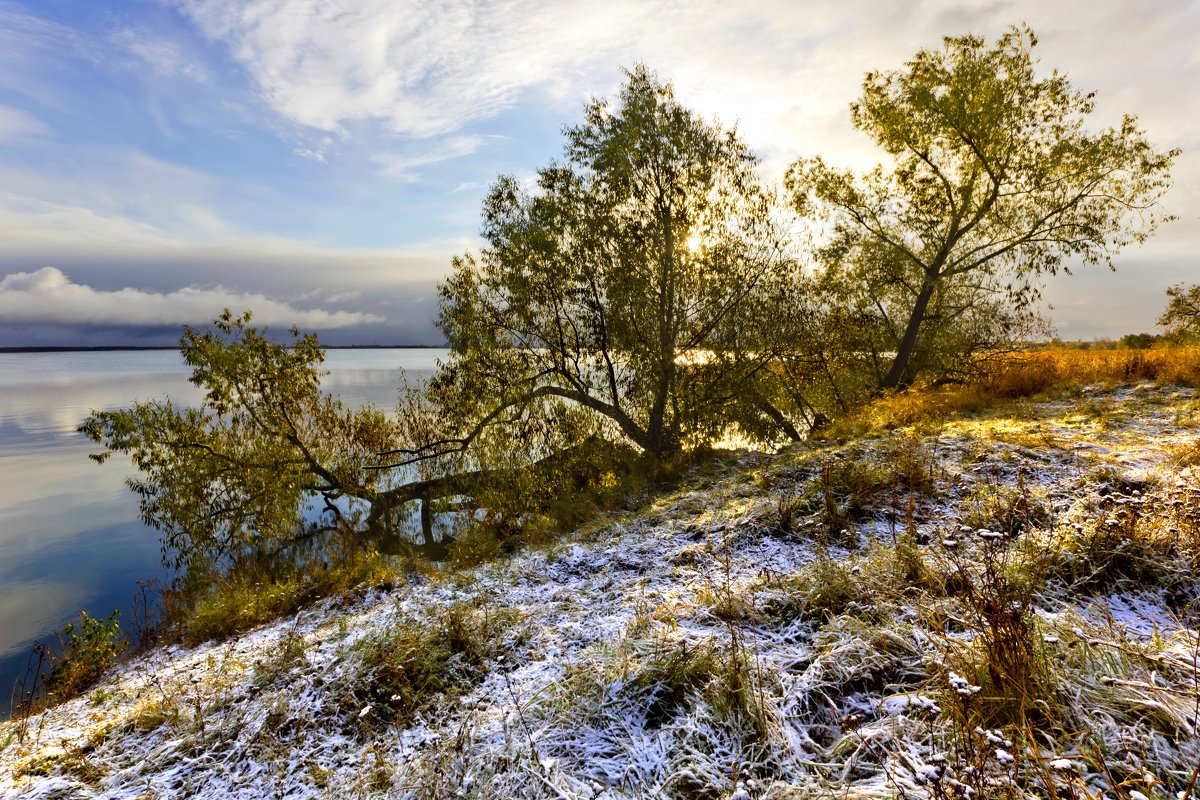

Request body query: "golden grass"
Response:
[174, 543, 407, 645]
[978, 347, 1200, 398]
[831, 347, 1200, 436]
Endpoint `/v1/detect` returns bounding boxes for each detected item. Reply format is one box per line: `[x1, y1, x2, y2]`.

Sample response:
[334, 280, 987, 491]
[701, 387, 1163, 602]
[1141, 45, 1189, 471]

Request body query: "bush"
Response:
[47, 611, 125, 701]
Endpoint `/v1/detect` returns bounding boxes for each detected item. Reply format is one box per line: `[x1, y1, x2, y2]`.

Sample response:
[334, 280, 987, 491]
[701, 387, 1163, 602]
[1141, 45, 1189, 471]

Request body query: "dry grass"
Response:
[175, 541, 408, 645]
[344, 602, 522, 730]
[829, 347, 1200, 436]
[979, 347, 1200, 397]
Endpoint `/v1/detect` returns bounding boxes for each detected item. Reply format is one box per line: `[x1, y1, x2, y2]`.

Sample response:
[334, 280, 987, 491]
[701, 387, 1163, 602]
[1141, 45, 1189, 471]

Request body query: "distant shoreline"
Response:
[0, 344, 445, 354]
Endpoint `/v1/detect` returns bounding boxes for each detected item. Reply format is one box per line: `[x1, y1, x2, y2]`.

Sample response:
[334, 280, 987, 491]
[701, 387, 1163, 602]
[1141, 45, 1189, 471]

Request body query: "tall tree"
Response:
[787, 25, 1178, 389]
[426, 65, 803, 459]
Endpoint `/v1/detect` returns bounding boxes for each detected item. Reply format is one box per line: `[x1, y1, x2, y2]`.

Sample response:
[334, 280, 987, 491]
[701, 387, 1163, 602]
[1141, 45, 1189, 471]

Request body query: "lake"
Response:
[0, 348, 443, 715]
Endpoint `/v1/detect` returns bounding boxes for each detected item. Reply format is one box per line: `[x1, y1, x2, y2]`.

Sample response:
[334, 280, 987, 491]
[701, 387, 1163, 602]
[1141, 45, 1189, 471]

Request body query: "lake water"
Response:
[0, 349, 443, 714]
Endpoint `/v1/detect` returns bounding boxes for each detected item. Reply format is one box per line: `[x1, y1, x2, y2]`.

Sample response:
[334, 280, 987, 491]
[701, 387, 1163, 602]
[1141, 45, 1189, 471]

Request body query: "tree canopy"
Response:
[80, 311, 398, 579]
[81, 36, 1182, 580]
[1158, 284, 1200, 342]
[81, 312, 618, 573]
[428, 65, 804, 457]
[787, 24, 1178, 389]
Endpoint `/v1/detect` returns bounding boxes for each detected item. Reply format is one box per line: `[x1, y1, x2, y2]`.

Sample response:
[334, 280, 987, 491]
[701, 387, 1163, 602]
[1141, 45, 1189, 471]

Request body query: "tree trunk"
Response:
[420, 498, 434, 546]
[647, 204, 678, 455]
[881, 276, 938, 390]
[751, 393, 803, 441]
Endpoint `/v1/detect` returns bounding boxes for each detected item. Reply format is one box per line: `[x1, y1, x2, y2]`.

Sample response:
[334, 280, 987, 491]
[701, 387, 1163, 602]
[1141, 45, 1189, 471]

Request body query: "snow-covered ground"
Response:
[3, 383, 1199, 799]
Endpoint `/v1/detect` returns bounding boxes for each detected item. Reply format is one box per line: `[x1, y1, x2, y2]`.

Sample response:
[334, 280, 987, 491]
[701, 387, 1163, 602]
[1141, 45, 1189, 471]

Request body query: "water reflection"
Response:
[0, 349, 440, 713]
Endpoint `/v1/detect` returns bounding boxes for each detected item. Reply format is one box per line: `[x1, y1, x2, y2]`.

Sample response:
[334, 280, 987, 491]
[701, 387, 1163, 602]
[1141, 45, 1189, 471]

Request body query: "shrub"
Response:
[8, 610, 126, 725]
[45, 611, 126, 701]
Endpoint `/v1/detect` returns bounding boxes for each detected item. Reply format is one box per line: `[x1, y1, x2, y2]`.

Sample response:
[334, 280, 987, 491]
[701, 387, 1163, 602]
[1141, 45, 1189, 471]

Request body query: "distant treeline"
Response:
[1043, 333, 1177, 351]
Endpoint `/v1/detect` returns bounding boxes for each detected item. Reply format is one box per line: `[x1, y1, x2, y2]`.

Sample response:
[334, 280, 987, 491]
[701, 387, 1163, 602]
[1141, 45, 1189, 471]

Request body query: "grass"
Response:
[828, 346, 1200, 438]
[559, 607, 773, 762]
[958, 472, 1051, 536]
[980, 346, 1200, 397]
[344, 602, 522, 729]
[781, 438, 938, 539]
[9, 366, 1200, 798]
[170, 535, 410, 646]
[1042, 484, 1200, 597]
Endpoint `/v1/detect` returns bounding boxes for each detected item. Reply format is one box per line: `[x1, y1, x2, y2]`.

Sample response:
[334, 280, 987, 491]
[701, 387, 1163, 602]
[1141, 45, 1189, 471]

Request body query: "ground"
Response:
[2, 382, 1199, 799]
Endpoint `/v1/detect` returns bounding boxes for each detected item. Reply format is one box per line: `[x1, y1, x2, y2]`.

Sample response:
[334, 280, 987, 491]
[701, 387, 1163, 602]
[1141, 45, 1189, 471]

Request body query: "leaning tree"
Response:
[787, 24, 1178, 390]
[80, 311, 402, 578]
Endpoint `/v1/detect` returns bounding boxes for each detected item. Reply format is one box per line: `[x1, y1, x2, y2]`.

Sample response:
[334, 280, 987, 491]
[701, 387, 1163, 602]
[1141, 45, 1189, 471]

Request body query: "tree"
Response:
[424, 65, 803, 458]
[80, 69, 807, 576]
[1158, 284, 1200, 342]
[81, 311, 620, 576]
[786, 25, 1178, 390]
[80, 312, 399, 579]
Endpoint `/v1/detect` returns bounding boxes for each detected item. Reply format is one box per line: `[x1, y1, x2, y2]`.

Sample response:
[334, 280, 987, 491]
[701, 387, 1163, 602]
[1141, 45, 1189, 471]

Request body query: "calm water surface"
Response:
[0, 349, 442, 712]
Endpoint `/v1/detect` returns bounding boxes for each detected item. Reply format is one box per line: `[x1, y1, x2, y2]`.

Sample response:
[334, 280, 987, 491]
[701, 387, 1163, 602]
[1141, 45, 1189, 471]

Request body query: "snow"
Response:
[2, 383, 1199, 798]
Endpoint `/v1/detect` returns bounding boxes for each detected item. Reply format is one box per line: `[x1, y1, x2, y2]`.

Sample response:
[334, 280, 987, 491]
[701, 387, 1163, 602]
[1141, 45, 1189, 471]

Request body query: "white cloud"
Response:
[372, 135, 484, 179]
[0, 104, 47, 142]
[111, 27, 209, 83]
[0, 267, 383, 328]
[172, 0, 1195, 250]
[0, 152, 232, 247]
[166, 2, 1200, 182]
[171, 0, 642, 138]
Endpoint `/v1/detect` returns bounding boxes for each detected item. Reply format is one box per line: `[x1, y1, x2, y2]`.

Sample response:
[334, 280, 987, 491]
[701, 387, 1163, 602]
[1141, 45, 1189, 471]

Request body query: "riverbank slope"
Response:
[3, 382, 1199, 799]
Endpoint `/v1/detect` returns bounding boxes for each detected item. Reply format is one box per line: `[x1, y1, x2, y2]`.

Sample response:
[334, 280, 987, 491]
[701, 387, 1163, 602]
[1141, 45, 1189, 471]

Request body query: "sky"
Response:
[0, 0, 1197, 347]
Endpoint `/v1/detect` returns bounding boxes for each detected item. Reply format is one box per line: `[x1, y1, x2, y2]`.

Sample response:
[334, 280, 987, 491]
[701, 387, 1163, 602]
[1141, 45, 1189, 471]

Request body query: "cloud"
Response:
[166, 2, 1199, 162]
[0, 8, 93, 97]
[111, 27, 209, 83]
[158, 0, 931, 150]
[0, 267, 383, 329]
[372, 135, 484, 179]
[170, 0, 637, 137]
[0, 104, 47, 142]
